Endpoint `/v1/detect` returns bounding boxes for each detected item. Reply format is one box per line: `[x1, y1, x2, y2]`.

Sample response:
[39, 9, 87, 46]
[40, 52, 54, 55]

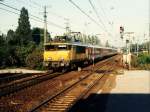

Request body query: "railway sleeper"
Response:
[49, 105, 69, 108]
[52, 99, 74, 103]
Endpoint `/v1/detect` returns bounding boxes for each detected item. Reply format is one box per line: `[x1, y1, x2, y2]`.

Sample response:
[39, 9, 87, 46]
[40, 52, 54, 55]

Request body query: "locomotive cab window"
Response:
[45, 45, 55, 51]
[58, 45, 67, 50]
[45, 45, 71, 51]
[58, 45, 72, 50]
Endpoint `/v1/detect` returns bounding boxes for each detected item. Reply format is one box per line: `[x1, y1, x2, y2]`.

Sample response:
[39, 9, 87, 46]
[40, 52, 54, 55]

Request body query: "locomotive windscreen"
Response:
[45, 45, 71, 51]
[45, 45, 55, 51]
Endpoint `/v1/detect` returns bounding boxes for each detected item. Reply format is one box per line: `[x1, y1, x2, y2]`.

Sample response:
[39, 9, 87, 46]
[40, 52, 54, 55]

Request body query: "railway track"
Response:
[0, 72, 62, 97]
[0, 55, 117, 98]
[30, 55, 119, 112]
[0, 73, 43, 84]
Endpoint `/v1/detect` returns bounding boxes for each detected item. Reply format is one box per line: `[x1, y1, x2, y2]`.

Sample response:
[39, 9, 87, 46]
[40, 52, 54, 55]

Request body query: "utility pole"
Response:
[136, 40, 139, 56]
[44, 6, 48, 44]
[149, 0, 150, 53]
[64, 18, 70, 36]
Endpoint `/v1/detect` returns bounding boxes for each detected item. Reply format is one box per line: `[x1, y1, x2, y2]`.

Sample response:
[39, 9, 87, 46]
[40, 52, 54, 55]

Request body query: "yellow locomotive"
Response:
[43, 35, 117, 71]
[43, 42, 88, 70]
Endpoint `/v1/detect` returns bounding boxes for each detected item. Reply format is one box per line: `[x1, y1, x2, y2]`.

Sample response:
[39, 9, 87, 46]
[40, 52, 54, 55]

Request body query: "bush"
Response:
[132, 53, 150, 70]
[137, 53, 150, 64]
[25, 48, 43, 69]
[15, 42, 36, 66]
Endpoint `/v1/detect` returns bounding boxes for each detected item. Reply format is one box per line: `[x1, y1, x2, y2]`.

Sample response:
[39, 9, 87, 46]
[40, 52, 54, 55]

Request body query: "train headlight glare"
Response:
[48, 57, 52, 61]
[60, 57, 64, 61]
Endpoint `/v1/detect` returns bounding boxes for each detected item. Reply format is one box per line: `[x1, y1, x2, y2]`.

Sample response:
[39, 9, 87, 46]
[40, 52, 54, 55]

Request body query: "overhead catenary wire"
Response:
[29, 0, 42, 8]
[28, 0, 69, 23]
[96, 0, 112, 25]
[0, 2, 43, 21]
[88, 0, 112, 37]
[0, 2, 64, 29]
[0, 7, 19, 15]
[14, 0, 77, 31]
[68, 0, 106, 32]
[0, 6, 45, 24]
[0, 7, 64, 31]
[88, 0, 106, 30]
[14, 0, 40, 10]
[14, 0, 65, 29]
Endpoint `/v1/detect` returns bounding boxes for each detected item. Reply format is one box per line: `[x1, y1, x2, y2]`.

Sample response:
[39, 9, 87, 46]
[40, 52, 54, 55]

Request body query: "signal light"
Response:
[120, 26, 124, 39]
[120, 26, 124, 33]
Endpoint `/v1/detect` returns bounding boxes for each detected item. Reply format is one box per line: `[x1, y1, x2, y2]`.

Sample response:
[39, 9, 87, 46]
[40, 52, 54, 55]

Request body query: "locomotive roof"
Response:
[44, 42, 117, 50]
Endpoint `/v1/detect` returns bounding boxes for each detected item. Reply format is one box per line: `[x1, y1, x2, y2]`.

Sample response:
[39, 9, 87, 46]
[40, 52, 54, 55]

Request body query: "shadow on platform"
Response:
[69, 93, 150, 112]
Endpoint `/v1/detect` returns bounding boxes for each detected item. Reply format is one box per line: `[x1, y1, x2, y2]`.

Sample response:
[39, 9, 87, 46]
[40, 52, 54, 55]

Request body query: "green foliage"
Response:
[15, 42, 36, 66]
[25, 48, 43, 69]
[6, 29, 16, 45]
[32, 27, 41, 45]
[0, 35, 17, 67]
[131, 53, 150, 70]
[0, 7, 46, 69]
[15, 7, 31, 46]
[137, 53, 150, 64]
[0, 35, 6, 67]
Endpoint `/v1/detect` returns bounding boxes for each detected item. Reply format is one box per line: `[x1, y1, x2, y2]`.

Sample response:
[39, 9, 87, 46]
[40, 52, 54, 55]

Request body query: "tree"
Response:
[32, 27, 52, 45]
[32, 27, 41, 45]
[7, 30, 14, 41]
[16, 7, 31, 46]
[6, 29, 16, 45]
[0, 35, 7, 67]
[0, 34, 5, 45]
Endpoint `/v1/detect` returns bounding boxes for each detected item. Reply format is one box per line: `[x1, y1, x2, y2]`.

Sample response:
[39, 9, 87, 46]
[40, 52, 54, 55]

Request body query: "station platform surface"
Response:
[96, 70, 150, 112]
[71, 70, 150, 112]
[109, 70, 150, 93]
[0, 68, 46, 74]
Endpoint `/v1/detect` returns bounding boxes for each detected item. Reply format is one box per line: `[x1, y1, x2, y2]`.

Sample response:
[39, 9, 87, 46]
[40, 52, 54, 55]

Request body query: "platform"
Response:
[110, 70, 150, 93]
[0, 68, 46, 74]
[96, 70, 150, 112]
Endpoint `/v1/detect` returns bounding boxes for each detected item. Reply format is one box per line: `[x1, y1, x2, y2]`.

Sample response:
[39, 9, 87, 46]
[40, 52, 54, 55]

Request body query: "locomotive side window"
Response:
[76, 46, 85, 53]
[67, 45, 72, 50]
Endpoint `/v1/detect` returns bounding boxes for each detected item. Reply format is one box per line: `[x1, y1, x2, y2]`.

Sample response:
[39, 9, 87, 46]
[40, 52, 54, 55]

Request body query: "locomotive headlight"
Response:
[47, 57, 52, 61]
[60, 57, 64, 61]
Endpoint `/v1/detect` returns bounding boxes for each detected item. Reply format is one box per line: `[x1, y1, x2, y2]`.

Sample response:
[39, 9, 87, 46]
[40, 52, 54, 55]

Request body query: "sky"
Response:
[0, 0, 149, 47]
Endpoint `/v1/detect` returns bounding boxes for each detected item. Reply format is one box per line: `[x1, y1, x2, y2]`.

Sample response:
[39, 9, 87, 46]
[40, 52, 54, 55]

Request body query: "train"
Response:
[43, 35, 117, 71]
